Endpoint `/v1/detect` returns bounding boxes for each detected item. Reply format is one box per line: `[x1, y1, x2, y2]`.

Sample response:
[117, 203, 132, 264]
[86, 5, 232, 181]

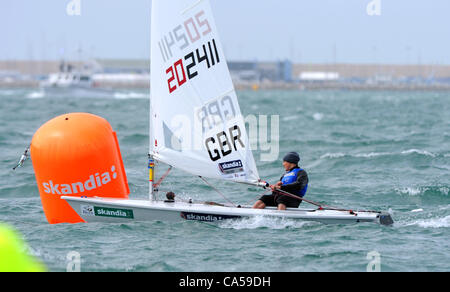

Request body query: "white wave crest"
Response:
[26, 91, 45, 99]
[415, 216, 450, 228]
[354, 152, 391, 158]
[114, 92, 148, 99]
[282, 115, 298, 121]
[396, 186, 449, 197]
[320, 149, 437, 160]
[401, 149, 436, 157]
[395, 187, 423, 196]
[218, 215, 318, 230]
[320, 152, 391, 159]
[439, 187, 449, 196]
[320, 153, 346, 159]
[313, 113, 324, 121]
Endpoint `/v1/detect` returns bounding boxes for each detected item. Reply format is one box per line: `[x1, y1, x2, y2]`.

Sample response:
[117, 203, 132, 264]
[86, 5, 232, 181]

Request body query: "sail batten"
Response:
[181, 0, 204, 15]
[150, 0, 260, 185]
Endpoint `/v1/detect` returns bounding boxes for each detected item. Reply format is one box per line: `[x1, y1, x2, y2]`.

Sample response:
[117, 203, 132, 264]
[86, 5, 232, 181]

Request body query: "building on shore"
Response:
[228, 60, 293, 83]
[1, 59, 450, 90]
[292, 63, 450, 85]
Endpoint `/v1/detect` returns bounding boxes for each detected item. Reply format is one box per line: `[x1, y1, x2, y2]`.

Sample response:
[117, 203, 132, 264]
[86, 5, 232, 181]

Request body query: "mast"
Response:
[148, 3, 155, 201]
[148, 96, 155, 201]
[148, 78, 156, 201]
[148, 154, 155, 201]
[148, 76, 154, 201]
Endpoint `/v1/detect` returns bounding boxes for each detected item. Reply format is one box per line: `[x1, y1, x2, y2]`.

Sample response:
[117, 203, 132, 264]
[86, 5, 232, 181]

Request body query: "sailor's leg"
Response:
[254, 194, 277, 209]
[277, 203, 287, 211]
[253, 200, 266, 209]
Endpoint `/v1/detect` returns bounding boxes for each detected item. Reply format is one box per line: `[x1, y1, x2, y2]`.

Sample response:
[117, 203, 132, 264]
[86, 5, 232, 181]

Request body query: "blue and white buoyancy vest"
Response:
[281, 167, 308, 197]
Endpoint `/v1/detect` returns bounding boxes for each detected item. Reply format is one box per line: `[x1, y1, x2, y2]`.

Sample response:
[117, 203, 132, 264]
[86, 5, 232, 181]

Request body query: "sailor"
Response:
[253, 152, 308, 210]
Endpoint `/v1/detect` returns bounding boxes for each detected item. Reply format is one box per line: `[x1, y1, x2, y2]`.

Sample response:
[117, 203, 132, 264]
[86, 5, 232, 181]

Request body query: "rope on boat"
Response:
[271, 188, 380, 214]
[246, 187, 327, 210]
[272, 189, 326, 209]
[198, 176, 237, 208]
[153, 166, 172, 189]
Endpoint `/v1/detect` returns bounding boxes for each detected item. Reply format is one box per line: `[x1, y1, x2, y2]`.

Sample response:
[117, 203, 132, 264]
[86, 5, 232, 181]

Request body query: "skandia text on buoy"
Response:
[42, 166, 118, 195]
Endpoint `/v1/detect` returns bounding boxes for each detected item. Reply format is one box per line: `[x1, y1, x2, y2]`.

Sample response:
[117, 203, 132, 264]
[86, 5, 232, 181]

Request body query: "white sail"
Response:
[150, 0, 260, 185]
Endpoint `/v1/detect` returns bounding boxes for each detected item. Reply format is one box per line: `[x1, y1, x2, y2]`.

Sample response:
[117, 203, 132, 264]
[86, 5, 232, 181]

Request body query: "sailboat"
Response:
[62, 0, 393, 226]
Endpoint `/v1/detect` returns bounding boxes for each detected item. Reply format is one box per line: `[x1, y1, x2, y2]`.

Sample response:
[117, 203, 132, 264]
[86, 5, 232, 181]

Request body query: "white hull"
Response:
[62, 197, 393, 225]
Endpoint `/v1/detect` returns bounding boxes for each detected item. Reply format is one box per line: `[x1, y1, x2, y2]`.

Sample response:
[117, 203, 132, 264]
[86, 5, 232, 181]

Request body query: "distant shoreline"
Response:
[235, 82, 450, 92]
[2, 80, 450, 91]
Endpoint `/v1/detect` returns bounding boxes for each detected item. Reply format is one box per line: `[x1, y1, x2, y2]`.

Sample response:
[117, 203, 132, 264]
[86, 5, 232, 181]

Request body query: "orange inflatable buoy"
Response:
[31, 113, 130, 224]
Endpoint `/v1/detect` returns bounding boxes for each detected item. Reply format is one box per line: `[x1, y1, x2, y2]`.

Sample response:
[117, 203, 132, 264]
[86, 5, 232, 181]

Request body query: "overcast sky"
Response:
[1, 0, 449, 64]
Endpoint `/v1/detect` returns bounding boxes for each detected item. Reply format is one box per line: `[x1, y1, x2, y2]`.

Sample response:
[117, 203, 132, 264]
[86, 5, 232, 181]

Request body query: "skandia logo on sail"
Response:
[42, 166, 118, 195]
[219, 160, 244, 175]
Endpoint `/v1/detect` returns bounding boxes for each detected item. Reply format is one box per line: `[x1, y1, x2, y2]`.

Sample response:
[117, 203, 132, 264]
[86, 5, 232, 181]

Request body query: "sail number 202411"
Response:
[166, 39, 220, 94]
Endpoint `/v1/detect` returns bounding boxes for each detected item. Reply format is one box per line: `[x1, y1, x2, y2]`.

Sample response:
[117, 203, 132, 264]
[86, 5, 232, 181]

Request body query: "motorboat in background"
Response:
[40, 60, 97, 92]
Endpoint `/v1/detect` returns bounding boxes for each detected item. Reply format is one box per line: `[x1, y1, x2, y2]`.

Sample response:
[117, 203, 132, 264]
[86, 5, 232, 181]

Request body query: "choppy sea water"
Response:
[0, 88, 449, 272]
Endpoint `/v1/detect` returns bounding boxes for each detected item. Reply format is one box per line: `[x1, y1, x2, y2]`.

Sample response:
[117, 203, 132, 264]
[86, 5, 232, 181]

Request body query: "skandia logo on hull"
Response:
[42, 166, 118, 195]
[181, 212, 241, 222]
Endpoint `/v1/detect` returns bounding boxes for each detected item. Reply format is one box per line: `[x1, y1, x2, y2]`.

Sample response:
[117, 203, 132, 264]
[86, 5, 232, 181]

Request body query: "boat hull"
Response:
[62, 197, 393, 225]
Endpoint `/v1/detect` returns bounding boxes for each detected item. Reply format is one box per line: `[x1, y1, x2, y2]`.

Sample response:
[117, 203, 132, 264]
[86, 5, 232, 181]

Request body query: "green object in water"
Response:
[0, 223, 46, 272]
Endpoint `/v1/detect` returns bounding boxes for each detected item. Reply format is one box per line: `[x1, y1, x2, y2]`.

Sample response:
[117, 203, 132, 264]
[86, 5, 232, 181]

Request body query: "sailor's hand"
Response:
[270, 183, 282, 191]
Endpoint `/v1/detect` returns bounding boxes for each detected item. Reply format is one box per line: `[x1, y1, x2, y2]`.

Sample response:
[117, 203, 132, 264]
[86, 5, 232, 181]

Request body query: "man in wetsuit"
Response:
[253, 152, 308, 210]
